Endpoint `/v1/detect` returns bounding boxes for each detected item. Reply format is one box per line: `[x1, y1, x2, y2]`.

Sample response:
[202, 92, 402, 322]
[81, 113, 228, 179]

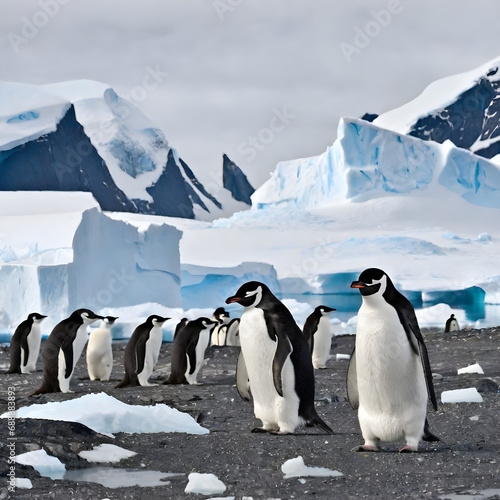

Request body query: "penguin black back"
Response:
[164, 317, 214, 384]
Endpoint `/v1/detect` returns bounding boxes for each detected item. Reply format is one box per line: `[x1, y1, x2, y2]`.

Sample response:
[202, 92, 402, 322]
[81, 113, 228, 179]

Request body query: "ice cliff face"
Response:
[253, 57, 500, 211]
[0, 80, 227, 219]
[68, 208, 182, 312]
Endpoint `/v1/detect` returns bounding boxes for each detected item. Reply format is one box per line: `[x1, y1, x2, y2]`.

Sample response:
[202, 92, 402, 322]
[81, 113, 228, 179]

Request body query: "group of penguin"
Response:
[7, 311, 233, 394]
[6, 267, 451, 452]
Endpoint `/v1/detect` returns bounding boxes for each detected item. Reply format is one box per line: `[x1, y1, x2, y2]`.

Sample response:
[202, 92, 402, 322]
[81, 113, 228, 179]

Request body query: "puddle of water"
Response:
[45, 467, 184, 488]
[439, 489, 500, 500]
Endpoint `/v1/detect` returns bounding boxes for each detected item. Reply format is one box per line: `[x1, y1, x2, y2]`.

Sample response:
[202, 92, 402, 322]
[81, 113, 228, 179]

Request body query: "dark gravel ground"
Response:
[0, 327, 499, 499]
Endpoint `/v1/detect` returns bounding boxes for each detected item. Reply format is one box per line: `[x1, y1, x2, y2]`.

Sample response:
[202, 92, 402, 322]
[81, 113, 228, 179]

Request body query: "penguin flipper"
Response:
[60, 336, 74, 379]
[346, 346, 359, 410]
[236, 349, 251, 402]
[406, 320, 438, 411]
[135, 335, 148, 376]
[272, 336, 292, 398]
[186, 333, 200, 375]
[19, 326, 30, 368]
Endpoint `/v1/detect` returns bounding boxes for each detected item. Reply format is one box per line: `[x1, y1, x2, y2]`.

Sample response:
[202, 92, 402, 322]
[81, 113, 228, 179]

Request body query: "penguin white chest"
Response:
[22, 323, 42, 373]
[239, 307, 299, 433]
[312, 316, 332, 369]
[87, 328, 113, 381]
[185, 327, 210, 384]
[355, 299, 427, 444]
[58, 324, 89, 393]
[137, 326, 162, 385]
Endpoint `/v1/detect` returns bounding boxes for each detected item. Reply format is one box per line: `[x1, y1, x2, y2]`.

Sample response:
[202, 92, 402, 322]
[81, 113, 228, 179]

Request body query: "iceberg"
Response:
[252, 116, 500, 210]
[68, 208, 182, 312]
[0, 196, 183, 333]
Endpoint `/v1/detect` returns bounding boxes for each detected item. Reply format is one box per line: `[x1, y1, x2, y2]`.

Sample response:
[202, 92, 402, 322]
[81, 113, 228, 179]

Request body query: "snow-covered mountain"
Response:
[0, 80, 246, 220]
[374, 57, 500, 161]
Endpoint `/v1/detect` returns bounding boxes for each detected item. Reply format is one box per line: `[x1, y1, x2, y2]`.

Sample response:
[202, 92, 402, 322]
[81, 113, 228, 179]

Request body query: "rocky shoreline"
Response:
[1, 327, 499, 499]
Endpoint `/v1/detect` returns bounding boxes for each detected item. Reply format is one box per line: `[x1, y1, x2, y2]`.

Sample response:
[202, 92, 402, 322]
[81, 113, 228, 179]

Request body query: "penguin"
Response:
[225, 318, 241, 346]
[226, 281, 333, 435]
[302, 306, 336, 369]
[7, 313, 47, 374]
[164, 317, 216, 385]
[86, 316, 118, 381]
[211, 307, 230, 346]
[444, 314, 460, 332]
[347, 268, 440, 452]
[115, 315, 169, 388]
[31, 309, 103, 395]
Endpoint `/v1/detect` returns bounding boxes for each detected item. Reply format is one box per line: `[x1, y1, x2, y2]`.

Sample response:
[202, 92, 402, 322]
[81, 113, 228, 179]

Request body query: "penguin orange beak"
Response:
[225, 296, 240, 304]
[351, 281, 366, 288]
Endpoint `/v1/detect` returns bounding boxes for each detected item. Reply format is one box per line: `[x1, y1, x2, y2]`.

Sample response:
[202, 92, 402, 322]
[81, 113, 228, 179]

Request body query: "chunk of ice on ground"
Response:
[281, 456, 343, 478]
[441, 388, 484, 403]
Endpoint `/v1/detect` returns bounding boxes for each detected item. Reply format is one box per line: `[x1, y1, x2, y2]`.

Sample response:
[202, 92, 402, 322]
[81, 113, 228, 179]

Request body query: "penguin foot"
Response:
[399, 445, 418, 453]
[351, 445, 380, 452]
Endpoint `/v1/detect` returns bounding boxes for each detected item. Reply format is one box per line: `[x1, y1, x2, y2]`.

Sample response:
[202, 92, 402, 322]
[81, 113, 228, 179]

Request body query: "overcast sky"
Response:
[2, 0, 500, 188]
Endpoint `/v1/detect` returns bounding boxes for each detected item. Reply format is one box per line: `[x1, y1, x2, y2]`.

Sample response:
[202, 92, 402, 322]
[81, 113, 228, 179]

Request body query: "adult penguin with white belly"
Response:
[347, 268, 440, 452]
[226, 281, 333, 435]
[31, 309, 103, 395]
[303, 305, 336, 369]
[7, 312, 47, 374]
[115, 315, 169, 388]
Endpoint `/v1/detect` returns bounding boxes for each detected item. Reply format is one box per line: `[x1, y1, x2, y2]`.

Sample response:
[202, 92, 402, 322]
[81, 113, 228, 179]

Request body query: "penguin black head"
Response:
[146, 315, 170, 327]
[351, 268, 394, 297]
[213, 307, 229, 322]
[71, 309, 104, 325]
[28, 312, 47, 323]
[226, 281, 271, 308]
[316, 305, 336, 315]
[103, 316, 119, 325]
